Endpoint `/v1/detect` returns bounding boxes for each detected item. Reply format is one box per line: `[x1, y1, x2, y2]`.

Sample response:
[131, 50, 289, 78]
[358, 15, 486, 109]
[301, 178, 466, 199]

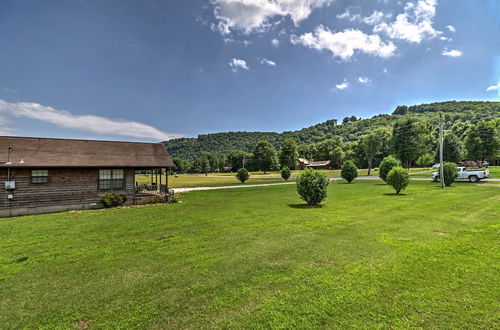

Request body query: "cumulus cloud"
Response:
[374, 0, 441, 43]
[486, 84, 500, 92]
[446, 25, 456, 32]
[442, 48, 462, 57]
[335, 81, 349, 90]
[211, 0, 330, 35]
[358, 76, 371, 83]
[338, 9, 391, 26]
[0, 99, 181, 141]
[291, 26, 396, 60]
[229, 58, 249, 72]
[271, 38, 280, 46]
[260, 58, 276, 66]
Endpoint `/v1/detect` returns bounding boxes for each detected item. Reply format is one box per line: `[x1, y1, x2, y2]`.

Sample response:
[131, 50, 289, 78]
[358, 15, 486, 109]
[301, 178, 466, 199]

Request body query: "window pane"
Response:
[112, 179, 124, 189]
[99, 179, 112, 190]
[32, 169, 48, 177]
[113, 169, 124, 179]
[99, 169, 112, 179]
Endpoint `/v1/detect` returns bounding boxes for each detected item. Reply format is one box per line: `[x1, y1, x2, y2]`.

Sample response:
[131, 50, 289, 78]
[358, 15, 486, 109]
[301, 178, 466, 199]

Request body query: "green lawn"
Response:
[0, 180, 499, 328]
[137, 167, 440, 188]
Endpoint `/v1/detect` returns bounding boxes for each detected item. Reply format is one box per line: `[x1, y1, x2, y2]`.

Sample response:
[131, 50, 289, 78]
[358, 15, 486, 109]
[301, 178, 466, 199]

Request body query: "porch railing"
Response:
[135, 183, 168, 195]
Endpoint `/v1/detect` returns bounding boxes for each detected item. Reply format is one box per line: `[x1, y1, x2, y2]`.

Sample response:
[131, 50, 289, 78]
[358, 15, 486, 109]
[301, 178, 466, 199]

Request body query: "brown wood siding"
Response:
[0, 168, 135, 209]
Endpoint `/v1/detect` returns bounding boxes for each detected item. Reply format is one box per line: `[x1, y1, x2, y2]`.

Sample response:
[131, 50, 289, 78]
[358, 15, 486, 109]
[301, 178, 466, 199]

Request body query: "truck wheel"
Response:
[469, 175, 478, 183]
[433, 177, 439, 182]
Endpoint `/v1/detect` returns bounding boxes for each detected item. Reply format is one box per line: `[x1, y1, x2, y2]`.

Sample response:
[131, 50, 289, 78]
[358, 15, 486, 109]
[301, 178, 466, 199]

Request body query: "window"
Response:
[31, 169, 49, 184]
[99, 169, 124, 190]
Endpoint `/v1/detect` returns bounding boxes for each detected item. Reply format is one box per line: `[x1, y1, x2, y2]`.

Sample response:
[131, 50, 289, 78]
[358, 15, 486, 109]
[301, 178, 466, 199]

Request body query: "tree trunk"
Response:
[367, 159, 372, 175]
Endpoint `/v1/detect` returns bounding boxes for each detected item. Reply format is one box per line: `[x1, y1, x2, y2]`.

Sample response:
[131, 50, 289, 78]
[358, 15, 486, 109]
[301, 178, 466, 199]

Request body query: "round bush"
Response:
[296, 169, 329, 205]
[341, 160, 358, 183]
[379, 156, 401, 182]
[236, 168, 249, 183]
[387, 166, 410, 194]
[281, 166, 291, 181]
[443, 162, 458, 186]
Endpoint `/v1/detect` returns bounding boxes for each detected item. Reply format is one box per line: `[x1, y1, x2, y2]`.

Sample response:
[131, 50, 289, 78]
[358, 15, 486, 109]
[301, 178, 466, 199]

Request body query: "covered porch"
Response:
[134, 168, 171, 204]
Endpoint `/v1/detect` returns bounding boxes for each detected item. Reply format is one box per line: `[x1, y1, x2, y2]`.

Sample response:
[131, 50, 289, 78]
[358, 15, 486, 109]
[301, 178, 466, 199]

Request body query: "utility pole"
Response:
[242, 154, 246, 169]
[439, 114, 445, 189]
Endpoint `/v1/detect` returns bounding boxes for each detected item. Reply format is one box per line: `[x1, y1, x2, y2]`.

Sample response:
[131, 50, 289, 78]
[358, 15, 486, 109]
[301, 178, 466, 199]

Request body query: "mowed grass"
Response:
[136, 167, 435, 188]
[0, 180, 499, 329]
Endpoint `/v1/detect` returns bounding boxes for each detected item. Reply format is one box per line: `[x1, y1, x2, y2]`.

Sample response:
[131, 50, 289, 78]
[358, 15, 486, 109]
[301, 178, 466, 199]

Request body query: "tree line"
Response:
[172, 117, 500, 174]
[164, 101, 500, 161]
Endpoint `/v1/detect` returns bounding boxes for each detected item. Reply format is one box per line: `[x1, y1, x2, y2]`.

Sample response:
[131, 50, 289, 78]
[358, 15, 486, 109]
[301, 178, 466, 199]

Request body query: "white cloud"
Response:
[211, 0, 330, 35]
[446, 25, 456, 32]
[363, 10, 391, 25]
[260, 58, 276, 66]
[271, 38, 280, 46]
[335, 81, 349, 90]
[0, 100, 182, 141]
[336, 9, 390, 25]
[442, 48, 462, 57]
[291, 26, 396, 60]
[486, 84, 500, 92]
[383, 67, 388, 73]
[336, 9, 361, 22]
[358, 76, 371, 83]
[229, 58, 249, 72]
[374, 0, 441, 43]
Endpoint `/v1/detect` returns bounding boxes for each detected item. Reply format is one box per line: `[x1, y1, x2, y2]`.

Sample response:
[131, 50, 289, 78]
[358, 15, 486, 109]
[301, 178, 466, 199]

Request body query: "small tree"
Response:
[387, 167, 410, 194]
[341, 160, 358, 183]
[236, 168, 249, 183]
[442, 162, 458, 187]
[281, 166, 291, 181]
[296, 169, 329, 205]
[379, 156, 401, 182]
[416, 153, 434, 169]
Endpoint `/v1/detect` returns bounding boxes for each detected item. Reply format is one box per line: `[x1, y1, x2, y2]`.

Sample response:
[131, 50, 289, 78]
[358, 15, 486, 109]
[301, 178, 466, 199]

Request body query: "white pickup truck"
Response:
[432, 167, 490, 183]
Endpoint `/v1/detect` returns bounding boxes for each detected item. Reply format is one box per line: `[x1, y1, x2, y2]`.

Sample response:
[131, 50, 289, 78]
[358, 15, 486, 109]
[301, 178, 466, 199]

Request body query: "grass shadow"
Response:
[288, 203, 325, 209]
[383, 193, 407, 196]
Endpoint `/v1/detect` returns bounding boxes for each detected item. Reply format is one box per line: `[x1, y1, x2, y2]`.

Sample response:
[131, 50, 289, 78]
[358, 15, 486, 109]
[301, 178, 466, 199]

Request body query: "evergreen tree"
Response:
[279, 138, 299, 169]
[434, 132, 463, 163]
[392, 119, 420, 168]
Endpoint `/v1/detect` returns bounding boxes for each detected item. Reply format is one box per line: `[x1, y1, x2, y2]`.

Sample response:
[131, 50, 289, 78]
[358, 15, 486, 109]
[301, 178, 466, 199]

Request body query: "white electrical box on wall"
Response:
[7, 194, 14, 199]
[5, 181, 15, 189]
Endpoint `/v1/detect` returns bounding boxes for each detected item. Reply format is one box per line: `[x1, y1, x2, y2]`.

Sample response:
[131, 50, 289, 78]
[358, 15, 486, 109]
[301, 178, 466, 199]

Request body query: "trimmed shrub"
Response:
[341, 160, 358, 183]
[387, 166, 410, 194]
[281, 166, 291, 181]
[100, 193, 126, 208]
[443, 162, 458, 186]
[379, 156, 401, 182]
[296, 169, 329, 205]
[236, 168, 249, 183]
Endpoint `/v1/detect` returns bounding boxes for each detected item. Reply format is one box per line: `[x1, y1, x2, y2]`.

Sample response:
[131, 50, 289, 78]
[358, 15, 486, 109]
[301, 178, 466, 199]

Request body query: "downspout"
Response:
[7, 146, 12, 181]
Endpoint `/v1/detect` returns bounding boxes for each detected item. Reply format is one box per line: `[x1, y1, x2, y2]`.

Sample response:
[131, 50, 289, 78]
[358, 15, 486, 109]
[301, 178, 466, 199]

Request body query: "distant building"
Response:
[306, 160, 333, 170]
[297, 158, 333, 170]
[297, 157, 310, 170]
[0, 137, 174, 217]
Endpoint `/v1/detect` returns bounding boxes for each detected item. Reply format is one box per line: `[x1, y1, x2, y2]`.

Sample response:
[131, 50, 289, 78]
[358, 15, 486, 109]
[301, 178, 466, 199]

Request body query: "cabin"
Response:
[0, 136, 174, 217]
[297, 157, 310, 170]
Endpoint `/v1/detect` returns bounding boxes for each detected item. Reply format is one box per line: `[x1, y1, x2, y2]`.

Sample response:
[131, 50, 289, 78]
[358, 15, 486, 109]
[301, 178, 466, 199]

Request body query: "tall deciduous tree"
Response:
[360, 132, 382, 175]
[329, 146, 345, 168]
[253, 140, 278, 173]
[279, 138, 299, 170]
[465, 121, 500, 163]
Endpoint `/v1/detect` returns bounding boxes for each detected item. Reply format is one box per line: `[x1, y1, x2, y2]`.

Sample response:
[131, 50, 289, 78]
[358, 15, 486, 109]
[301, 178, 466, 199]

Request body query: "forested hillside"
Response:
[164, 101, 500, 160]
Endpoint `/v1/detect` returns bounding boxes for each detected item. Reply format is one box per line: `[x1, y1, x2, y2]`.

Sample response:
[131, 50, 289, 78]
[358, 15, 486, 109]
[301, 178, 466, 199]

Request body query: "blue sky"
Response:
[0, 0, 498, 141]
